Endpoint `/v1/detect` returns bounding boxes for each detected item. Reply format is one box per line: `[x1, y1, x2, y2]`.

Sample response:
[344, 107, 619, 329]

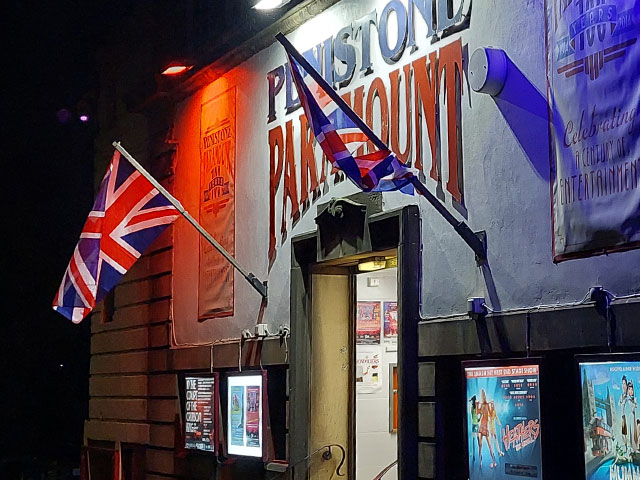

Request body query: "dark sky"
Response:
[4, 1, 132, 460]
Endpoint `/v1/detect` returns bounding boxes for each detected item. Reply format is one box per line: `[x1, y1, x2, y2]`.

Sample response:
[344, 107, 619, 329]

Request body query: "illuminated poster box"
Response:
[463, 359, 543, 479]
[578, 354, 640, 480]
[227, 372, 267, 458]
[184, 374, 219, 452]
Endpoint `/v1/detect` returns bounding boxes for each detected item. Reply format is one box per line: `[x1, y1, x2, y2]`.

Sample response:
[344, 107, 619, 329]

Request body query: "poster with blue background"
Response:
[465, 363, 543, 479]
[230, 385, 245, 446]
[580, 360, 640, 480]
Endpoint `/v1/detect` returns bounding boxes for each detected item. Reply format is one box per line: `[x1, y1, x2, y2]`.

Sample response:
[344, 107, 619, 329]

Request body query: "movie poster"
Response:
[230, 385, 245, 447]
[199, 87, 236, 319]
[357, 301, 381, 344]
[580, 360, 640, 480]
[465, 364, 543, 479]
[383, 301, 398, 342]
[245, 385, 261, 447]
[546, 0, 640, 261]
[356, 348, 382, 394]
[184, 376, 216, 452]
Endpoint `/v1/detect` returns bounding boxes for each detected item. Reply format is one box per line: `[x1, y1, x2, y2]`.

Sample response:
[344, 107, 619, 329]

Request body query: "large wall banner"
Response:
[546, 0, 640, 261]
[199, 87, 236, 319]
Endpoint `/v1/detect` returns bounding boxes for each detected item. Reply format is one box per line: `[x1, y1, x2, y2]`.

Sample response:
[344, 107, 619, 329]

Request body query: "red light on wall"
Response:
[161, 65, 193, 76]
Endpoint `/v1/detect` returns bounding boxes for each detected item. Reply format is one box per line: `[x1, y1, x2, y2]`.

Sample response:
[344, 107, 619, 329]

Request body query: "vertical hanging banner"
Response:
[199, 87, 236, 319]
[546, 0, 640, 261]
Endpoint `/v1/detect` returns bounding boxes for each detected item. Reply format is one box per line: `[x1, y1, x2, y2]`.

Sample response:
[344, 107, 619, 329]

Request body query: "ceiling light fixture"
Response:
[357, 257, 387, 272]
[161, 64, 193, 76]
[253, 0, 291, 10]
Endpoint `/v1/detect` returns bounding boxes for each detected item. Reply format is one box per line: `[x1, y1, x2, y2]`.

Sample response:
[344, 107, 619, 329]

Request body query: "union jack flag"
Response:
[279, 34, 415, 194]
[53, 150, 179, 323]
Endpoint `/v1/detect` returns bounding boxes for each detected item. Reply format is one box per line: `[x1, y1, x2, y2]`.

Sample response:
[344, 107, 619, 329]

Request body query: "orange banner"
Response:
[199, 87, 235, 319]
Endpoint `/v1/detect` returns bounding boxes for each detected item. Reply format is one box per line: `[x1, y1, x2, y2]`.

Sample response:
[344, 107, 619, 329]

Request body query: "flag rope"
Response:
[112, 141, 268, 299]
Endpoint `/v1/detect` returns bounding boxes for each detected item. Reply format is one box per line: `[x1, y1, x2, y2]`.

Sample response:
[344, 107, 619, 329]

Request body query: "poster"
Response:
[580, 359, 640, 479]
[246, 386, 261, 447]
[546, 0, 640, 261]
[383, 301, 398, 342]
[227, 375, 263, 457]
[230, 385, 245, 447]
[199, 87, 236, 319]
[357, 301, 381, 344]
[465, 363, 543, 479]
[356, 348, 382, 394]
[184, 376, 217, 452]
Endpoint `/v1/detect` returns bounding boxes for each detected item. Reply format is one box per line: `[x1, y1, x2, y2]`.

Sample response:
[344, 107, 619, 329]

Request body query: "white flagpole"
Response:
[112, 141, 268, 299]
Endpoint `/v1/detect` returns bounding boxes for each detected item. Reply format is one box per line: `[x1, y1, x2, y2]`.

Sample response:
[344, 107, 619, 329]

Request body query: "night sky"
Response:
[4, 1, 133, 465]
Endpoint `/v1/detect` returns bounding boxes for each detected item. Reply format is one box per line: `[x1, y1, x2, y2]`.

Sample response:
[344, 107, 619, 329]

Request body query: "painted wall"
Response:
[171, 0, 640, 346]
[356, 268, 398, 480]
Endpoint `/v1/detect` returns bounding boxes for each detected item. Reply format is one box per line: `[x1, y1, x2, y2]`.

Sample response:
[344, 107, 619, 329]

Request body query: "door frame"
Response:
[289, 205, 420, 479]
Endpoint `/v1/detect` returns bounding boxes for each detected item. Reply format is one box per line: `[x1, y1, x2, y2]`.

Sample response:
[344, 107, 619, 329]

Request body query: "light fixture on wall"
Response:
[253, 0, 292, 10]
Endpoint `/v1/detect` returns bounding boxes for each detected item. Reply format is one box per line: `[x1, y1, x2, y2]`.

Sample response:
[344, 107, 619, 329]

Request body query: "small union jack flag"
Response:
[279, 34, 415, 194]
[53, 150, 179, 323]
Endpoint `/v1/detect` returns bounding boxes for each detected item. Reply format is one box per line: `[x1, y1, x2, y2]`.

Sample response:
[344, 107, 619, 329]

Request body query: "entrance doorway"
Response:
[355, 265, 398, 479]
[289, 205, 420, 480]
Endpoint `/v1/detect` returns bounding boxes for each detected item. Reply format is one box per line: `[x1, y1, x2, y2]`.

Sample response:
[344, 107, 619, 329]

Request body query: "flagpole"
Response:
[112, 141, 268, 299]
[276, 33, 486, 263]
[410, 177, 486, 262]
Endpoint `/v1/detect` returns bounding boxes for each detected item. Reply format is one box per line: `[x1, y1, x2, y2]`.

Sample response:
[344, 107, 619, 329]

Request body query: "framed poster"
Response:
[545, 0, 640, 261]
[383, 301, 398, 343]
[227, 372, 267, 458]
[578, 354, 640, 479]
[184, 374, 219, 452]
[356, 301, 381, 344]
[464, 359, 543, 479]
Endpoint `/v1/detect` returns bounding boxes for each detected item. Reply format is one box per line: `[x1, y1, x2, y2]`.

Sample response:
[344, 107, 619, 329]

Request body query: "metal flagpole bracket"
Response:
[472, 230, 487, 265]
[248, 273, 268, 299]
[112, 141, 268, 301]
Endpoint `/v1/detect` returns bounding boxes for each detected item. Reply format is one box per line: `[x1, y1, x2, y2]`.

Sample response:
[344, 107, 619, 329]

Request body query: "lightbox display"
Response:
[184, 375, 219, 452]
[227, 373, 264, 457]
[579, 356, 640, 480]
[464, 361, 543, 479]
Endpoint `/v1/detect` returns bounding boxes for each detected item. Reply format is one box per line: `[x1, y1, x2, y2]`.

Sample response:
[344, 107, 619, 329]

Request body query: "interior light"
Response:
[253, 0, 291, 10]
[161, 65, 193, 76]
[357, 257, 387, 272]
